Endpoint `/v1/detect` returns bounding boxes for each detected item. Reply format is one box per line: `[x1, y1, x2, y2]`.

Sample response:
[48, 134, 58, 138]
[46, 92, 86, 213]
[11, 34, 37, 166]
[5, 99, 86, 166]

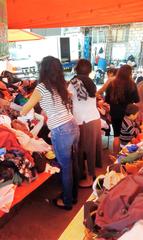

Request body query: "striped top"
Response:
[120, 116, 140, 146]
[36, 83, 73, 130]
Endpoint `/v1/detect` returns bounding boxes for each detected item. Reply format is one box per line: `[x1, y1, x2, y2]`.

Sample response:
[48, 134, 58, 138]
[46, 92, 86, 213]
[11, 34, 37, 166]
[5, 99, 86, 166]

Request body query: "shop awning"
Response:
[8, 29, 44, 42]
[7, 0, 143, 29]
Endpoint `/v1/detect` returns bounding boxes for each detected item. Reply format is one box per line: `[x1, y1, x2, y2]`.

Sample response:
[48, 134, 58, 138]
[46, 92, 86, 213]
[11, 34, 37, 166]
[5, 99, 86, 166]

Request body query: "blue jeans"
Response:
[51, 118, 79, 207]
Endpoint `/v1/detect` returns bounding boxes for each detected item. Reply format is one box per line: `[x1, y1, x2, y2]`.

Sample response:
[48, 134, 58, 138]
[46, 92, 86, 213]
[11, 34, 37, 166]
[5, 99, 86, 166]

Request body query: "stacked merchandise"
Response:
[83, 134, 143, 240]
[0, 76, 60, 215]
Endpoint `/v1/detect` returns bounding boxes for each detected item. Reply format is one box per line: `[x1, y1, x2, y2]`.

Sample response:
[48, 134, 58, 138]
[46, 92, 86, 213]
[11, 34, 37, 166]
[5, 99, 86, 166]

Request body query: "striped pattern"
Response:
[120, 116, 140, 145]
[36, 83, 73, 130]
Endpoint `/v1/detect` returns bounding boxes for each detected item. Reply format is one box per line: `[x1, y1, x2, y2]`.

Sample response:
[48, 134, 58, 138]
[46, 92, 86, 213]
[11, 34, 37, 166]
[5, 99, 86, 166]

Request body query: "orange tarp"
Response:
[8, 29, 44, 42]
[7, 0, 143, 29]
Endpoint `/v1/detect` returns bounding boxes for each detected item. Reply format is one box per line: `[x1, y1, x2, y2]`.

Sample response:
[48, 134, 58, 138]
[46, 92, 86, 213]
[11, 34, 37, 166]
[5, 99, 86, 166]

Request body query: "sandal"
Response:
[52, 198, 72, 211]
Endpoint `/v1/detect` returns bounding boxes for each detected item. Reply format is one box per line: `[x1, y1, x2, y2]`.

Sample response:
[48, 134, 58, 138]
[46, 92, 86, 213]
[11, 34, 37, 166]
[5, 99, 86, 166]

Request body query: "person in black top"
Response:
[105, 64, 139, 155]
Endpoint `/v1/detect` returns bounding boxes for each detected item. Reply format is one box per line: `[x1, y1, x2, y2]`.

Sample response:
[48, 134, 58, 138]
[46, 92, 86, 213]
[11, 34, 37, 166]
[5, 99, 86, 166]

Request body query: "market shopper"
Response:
[20, 56, 79, 210]
[96, 67, 118, 96]
[68, 59, 102, 188]
[105, 64, 139, 155]
[120, 104, 140, 146]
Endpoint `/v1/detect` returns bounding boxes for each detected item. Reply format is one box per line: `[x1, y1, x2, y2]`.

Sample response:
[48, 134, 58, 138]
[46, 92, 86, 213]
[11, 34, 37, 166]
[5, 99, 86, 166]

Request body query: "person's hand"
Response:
[97, 100, 104, 108]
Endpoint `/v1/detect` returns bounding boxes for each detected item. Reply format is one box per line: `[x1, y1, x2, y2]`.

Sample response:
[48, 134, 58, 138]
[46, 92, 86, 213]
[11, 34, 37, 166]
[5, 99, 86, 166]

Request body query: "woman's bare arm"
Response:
[20, 89, 41, 116]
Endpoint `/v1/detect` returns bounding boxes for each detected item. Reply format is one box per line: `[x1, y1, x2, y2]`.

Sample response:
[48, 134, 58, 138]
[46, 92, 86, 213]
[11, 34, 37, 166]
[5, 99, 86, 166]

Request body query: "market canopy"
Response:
[7, 0, 143, 29]
[8, 29, 44, 42]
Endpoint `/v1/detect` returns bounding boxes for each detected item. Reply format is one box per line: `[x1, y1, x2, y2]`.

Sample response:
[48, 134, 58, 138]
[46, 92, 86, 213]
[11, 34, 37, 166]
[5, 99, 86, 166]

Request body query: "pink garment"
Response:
[0, 184, 17, 213]
[15, 130, 52, 152]
[0, 115, 11, 127]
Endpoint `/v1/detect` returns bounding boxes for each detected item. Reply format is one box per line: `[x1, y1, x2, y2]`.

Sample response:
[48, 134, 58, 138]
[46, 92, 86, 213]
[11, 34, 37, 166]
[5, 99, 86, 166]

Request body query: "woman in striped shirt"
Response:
[21, 56, 79, 210]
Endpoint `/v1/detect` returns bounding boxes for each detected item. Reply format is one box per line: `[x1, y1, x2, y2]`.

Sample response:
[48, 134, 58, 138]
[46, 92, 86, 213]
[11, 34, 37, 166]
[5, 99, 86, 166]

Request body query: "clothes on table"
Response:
[0, 183, 16, 213]
[45, 163, 60, 174]
[96, 173, 143, 233]
[0, 115, 11, 127]
[0, 99, 56, 184]
[13, 129, 52, 153]
[0, 125, 34, 164]
[84, 173, 143, 239]
[0, 104, 19, 120]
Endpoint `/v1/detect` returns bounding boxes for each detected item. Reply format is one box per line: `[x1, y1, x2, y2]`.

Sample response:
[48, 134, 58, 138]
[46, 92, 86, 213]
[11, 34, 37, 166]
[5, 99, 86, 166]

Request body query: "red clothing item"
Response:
[96, 173, 143, 232]
[0, 82, 12, 101]
[0, 125, 34, 164]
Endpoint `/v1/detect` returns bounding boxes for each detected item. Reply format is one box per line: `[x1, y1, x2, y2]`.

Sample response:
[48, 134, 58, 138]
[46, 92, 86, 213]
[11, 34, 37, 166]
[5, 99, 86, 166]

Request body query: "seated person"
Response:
[96, 95, 111, 135]
[96, 95, 110, 121]
[120, 104, 141, 147]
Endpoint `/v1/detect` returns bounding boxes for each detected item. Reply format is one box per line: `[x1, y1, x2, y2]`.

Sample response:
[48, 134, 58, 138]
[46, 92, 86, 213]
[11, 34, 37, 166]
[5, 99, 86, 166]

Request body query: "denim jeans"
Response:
[51, 118, 79, 207]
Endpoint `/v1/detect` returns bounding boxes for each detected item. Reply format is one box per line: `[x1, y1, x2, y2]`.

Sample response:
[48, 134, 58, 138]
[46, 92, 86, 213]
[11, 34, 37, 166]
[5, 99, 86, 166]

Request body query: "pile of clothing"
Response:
[84, 137, 143, 240]
[84, 173, 143, 240]
[0, 75, 60, 214]
[0, 104, 56, 184]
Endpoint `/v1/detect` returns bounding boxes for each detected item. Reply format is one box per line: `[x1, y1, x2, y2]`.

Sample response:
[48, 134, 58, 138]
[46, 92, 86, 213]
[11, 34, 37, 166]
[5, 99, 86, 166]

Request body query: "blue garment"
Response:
[51, 118, 79, 207]
[14, 93, 28, 106]
[127, 144, 138, 153]
[97, 58, 107, 72]
[83, 35, 91, 60]
[0, 148, 6, 155]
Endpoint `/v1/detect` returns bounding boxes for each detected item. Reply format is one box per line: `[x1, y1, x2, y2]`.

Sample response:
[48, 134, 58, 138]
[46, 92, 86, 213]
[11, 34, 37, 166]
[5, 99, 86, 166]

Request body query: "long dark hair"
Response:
[75, 59, 96, 97]
[39, 56, 69, 106]
[110, 64, 135, 103]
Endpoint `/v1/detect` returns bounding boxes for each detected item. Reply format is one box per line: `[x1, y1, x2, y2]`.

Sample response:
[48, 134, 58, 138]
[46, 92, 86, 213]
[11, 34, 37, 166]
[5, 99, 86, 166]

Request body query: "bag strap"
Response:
[92, 175, 105, 197]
